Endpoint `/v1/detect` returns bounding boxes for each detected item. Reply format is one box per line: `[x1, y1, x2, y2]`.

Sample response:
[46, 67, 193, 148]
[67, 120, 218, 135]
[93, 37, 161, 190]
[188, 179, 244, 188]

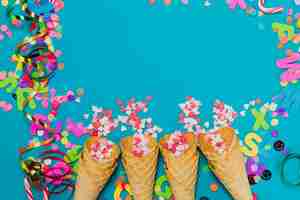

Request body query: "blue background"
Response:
[1, 0, 300, 199]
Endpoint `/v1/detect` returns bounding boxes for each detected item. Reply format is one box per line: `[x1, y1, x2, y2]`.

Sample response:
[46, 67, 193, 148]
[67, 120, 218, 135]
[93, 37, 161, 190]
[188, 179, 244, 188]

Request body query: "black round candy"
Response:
[199, 197, 209, 200]
[248, 175, 257, 185]
[11, 93, 17, 100]
[274, 140, 285, 151]
[261, 169, 272, 180]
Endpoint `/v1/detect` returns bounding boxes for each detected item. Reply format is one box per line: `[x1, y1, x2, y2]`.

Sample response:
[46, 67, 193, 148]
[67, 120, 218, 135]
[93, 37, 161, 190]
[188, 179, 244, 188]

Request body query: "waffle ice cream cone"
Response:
[160, 133, 199, 200]
[120, 135, 159, 200]
[198, 127, 252, 200]
[121, 136, 159, 200]
[74, 137, 120, 200]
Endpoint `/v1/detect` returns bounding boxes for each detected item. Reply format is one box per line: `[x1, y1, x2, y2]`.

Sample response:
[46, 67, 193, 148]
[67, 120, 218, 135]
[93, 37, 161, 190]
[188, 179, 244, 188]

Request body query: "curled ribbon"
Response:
[281, 153, 300, 186]
[258, 0, 284, 14]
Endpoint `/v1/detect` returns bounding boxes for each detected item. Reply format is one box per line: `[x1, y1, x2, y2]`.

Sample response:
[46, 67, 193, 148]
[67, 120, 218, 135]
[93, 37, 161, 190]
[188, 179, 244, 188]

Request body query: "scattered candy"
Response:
[86, 107, 118, 137]
[178, 96, 202, 134]
[213, 100, 237, 129]
[164, 131, 189, 157]
[90, 138, 114, 161]
[117, 97, 162, 156]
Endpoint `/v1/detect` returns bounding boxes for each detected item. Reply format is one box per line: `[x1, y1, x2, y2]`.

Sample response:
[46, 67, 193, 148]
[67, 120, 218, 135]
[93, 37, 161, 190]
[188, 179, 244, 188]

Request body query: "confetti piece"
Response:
[271, 118, 279, 126]
[1, 0, 8, 7]
[210, 183, 218, 192]
[0, 101, 12, 112]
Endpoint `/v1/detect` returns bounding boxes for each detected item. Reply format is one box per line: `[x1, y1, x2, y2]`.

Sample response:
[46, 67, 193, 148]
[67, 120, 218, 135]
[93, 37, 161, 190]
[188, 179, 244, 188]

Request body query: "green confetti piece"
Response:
[264, 144, 272, 151]
[0, 76, 18, 93]
[251, 108, 270, 131]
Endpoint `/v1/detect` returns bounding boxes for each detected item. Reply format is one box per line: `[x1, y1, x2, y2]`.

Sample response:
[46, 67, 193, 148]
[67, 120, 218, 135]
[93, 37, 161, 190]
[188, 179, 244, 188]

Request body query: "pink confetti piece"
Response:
[0, 71, 7, 80]
[227, 0, 247, 10]
[66, 118, 87, 138]
[0, 101, 12, 112]
[148, 0, 156, 4]
[276, 52, 300, 82]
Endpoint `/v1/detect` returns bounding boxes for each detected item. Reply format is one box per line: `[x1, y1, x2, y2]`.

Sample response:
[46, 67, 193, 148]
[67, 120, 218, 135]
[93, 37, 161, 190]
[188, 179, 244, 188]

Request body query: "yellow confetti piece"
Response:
[297, 19, 300, 29]
[271, 118, 279, 126]
[1, 0, 8, 7]
[264, 144, 272, 151]
[61, 137, 68, 145]
[280, 81, 288, 87]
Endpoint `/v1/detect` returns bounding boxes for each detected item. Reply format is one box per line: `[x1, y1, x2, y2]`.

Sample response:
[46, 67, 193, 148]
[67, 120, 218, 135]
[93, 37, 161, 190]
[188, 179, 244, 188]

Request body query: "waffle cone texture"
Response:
[198, 127, 252, 200]
[120, 135, 159, 200]
[160, 133, 199, 200]
[74, 137, 120, 200]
